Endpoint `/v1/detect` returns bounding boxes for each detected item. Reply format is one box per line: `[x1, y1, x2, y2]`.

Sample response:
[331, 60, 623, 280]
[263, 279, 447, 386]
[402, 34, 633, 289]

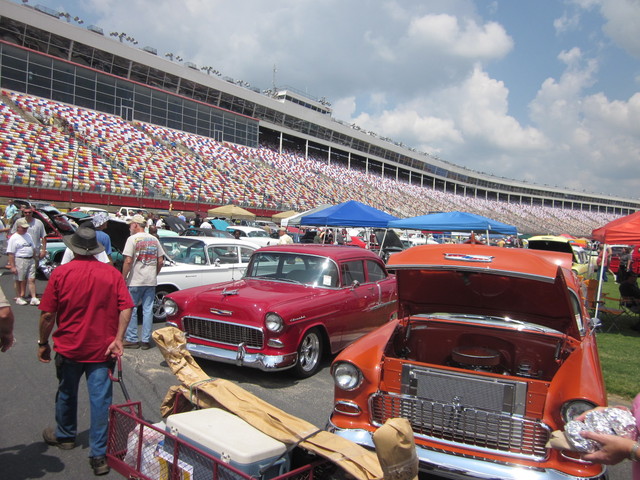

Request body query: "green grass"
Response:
[593, 278, 640, 400]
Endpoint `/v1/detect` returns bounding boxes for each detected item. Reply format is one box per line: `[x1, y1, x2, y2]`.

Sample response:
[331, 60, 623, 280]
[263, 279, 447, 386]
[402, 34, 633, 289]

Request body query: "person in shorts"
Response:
[6, 218, 39, 305]
[0, 285, 15, 351]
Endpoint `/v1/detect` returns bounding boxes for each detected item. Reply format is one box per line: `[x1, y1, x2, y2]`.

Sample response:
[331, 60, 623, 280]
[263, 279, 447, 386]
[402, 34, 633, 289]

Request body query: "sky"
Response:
[20, 0, 640, 200]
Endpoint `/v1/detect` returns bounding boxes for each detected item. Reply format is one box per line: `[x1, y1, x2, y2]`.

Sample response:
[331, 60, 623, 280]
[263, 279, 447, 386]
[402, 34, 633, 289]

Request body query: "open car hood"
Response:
[387, 244, 580, 338]
[163, 215, 190, 233]
[103, 218, 130, 253]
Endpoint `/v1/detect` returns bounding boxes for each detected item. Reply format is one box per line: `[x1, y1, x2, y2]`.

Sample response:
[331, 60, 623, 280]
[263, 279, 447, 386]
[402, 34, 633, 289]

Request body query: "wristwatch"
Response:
[37, 340, 48, 347]
[630, 442, 640, 461]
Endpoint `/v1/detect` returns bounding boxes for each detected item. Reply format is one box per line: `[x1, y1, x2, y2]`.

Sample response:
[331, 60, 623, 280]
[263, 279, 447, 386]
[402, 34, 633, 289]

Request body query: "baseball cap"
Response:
[15, 218, 29, 228]
[127, 214, 146, 226]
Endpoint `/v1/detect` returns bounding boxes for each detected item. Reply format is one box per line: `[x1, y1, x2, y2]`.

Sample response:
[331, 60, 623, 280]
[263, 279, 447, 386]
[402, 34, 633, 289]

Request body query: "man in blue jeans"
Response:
[38, 226, 134, 476]
[122, 214, 164, 350]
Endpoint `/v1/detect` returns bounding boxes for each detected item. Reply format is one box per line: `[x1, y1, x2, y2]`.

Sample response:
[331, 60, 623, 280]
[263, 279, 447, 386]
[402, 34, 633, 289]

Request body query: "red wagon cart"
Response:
[106, 357, 337, 480]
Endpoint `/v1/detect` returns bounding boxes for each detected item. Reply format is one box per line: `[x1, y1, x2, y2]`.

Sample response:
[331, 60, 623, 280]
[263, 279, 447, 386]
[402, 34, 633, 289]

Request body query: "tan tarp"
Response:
[152, 326, 383, 480]
[271, 210, 298, 222]
[206, 204, 256, 220]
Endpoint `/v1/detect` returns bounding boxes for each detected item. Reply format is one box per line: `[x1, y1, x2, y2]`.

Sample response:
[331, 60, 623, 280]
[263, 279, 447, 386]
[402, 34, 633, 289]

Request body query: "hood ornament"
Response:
[444, 253, 493, 263]
[221, 288, 239, 296]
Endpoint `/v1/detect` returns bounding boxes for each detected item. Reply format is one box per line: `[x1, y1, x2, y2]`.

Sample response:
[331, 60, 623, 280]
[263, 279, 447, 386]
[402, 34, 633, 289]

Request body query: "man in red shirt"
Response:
[37, 226, 134, 476]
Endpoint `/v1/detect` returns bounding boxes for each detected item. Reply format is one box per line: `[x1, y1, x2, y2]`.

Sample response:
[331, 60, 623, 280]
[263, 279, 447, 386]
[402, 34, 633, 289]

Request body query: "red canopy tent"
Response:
[591, 211, 640, 317]
[592, 211, 640, 244]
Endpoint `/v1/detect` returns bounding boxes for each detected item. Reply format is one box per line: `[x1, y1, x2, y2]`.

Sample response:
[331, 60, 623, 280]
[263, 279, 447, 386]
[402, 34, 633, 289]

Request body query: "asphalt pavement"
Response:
[0, 264, 631, 480]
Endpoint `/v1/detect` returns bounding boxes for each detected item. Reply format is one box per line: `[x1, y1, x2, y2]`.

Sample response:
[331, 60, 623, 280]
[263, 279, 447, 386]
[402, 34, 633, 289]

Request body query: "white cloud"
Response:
[598, 0, 640, 58]
[554, 11, 581, 34]
[406, 14, 513, 59]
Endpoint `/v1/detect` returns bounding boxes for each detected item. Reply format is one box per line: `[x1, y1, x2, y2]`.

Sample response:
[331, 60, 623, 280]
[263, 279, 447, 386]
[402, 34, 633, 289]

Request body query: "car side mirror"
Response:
[351, 280, 360, 290]
[590, 316, 602, 331]
[214, 258, 221, 267]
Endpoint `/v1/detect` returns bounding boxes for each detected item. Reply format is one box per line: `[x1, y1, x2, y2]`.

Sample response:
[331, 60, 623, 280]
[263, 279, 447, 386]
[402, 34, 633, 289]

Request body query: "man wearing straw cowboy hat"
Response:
[37, 226, 134, 476]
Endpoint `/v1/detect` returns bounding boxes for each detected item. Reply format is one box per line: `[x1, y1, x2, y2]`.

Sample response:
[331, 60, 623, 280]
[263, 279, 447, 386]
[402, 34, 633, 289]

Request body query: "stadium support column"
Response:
[27, 124, 46, 199]
[139, 146, 160, 208]
[67, 133, 81, 209]
[196, 155, 212, 213]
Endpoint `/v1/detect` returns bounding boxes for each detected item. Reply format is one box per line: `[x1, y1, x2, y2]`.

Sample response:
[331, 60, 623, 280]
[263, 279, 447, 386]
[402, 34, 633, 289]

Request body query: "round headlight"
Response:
[332, 362, 363, 391]
[561, 400, 598, 422]
[265, 313, 283, 333]
[163, 298, 178, 317]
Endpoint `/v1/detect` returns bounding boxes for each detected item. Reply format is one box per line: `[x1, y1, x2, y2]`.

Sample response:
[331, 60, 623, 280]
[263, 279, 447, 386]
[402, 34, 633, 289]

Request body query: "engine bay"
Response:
[389, 316, 575, 382]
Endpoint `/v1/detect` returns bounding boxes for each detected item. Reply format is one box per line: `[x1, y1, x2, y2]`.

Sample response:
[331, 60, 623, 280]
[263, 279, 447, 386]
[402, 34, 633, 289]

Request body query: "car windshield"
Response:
[248, 230, 269, 238]
[247, 252, 339, 288]
[160, 238, 207, 264]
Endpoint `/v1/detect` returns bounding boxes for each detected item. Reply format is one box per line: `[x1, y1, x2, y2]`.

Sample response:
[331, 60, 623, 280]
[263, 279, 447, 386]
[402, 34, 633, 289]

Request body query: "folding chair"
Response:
[585, 279, 624, 332]
[620, 297, 640, 327]
[598, 295, 625, 333]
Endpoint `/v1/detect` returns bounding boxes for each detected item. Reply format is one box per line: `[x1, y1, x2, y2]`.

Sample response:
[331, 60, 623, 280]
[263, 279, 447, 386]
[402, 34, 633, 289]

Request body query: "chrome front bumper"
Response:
[326, 420, 607, 480]
[187, 342, 298, 372]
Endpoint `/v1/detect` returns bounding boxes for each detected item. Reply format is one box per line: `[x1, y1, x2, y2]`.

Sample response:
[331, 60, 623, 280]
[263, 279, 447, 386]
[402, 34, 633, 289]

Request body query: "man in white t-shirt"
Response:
[278, 227, 293, 245]
[121, 214, 164, 350]
[7, 218, 39, 305]
[10, 206, 47, 258]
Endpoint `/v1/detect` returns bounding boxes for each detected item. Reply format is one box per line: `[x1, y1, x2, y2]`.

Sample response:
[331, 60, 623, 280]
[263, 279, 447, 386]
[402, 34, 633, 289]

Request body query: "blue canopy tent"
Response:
[388, 211, 517, 236]
[299, 200, 398, 227]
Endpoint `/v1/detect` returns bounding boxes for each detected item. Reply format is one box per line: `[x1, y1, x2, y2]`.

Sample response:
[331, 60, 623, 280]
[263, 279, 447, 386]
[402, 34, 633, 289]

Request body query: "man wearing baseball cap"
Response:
[6, 218, 38, 305]
[121, 214, 164, 349]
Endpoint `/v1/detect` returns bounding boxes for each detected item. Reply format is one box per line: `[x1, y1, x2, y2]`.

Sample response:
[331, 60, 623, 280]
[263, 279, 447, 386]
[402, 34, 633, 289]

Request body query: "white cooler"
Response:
[164, 408, 289, 479]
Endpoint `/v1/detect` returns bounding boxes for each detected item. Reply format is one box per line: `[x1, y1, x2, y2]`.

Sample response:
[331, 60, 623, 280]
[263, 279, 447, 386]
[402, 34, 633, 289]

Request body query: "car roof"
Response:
[160, 236, 258, 248]
[255, 244, 385, 262]
[227, 225, 265, 232]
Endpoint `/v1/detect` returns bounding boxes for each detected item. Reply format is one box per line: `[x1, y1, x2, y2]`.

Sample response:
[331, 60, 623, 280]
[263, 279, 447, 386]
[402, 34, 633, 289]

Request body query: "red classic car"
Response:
[163, 244, 398, 377]
[327, 243, 607, 480]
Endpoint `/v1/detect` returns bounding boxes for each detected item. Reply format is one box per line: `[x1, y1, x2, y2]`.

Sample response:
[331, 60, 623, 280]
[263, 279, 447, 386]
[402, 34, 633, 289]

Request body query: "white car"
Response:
[115, 207, 149, 221]
[226, 225, 276, 247]
[153, 236, 258, 321]
[69, 206, 110, 216]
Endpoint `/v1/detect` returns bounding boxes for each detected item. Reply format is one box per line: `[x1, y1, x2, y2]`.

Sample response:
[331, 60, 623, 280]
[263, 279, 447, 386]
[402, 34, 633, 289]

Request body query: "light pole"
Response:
[67, 133, 81, 209]
[139, 146, 161, 208]
[27, 125, 46, 199]
[196, 155, 213, 213]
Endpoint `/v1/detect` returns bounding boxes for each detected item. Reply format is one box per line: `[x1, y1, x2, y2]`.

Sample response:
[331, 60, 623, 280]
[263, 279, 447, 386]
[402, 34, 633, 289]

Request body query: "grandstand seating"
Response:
[0, 90, 620, 236]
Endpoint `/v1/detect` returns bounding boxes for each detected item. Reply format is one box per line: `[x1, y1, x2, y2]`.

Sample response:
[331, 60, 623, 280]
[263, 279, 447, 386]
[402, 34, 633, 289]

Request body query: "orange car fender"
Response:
[544, 333, 606, 428]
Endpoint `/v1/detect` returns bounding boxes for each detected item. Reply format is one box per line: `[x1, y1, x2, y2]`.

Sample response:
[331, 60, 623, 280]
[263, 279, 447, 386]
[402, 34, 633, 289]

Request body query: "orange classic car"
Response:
[163, 244, 398, 378]
[327, 243, 607, 480]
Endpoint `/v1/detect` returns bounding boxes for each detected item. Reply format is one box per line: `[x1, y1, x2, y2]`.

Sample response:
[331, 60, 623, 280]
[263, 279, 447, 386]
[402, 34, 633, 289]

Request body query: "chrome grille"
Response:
[370, 392, 549, 460]
[183, 316, 263, 349]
